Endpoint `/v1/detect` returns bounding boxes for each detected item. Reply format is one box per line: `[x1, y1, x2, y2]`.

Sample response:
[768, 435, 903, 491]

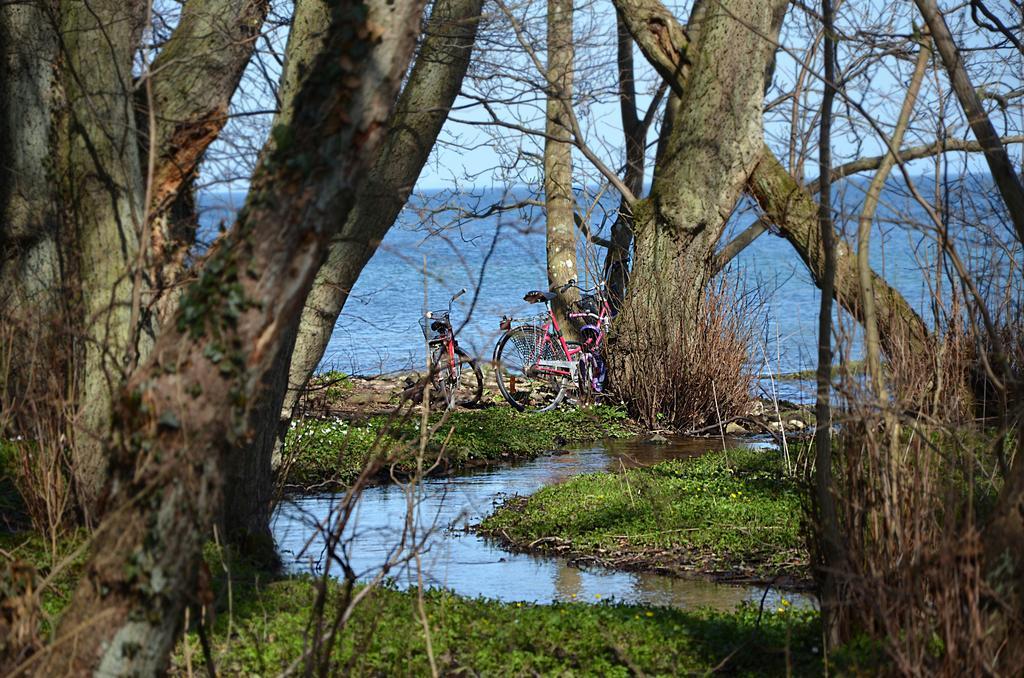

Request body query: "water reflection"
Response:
[272, 436, 814, 612]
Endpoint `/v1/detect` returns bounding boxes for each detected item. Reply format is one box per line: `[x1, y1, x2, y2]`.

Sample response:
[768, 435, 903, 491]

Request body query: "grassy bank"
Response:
[480, 448, 809, 584]
[0, 530, 823, 675]
[282, 405, 634, 489]
[175, 578, 822, 676]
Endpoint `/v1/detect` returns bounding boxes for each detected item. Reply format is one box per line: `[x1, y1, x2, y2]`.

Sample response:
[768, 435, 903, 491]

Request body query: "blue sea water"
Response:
[197, 176, 1017, 401]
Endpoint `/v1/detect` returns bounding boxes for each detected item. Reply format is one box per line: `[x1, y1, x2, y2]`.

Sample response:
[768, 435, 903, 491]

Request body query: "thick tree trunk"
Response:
[0, 1, 65, 430]
[2, 0, 270, 523]
[145, 0, 271, 324]
[59, 0, 149, 521]
[37, 4, 424, 672]
[615, 0, 931, 363]
[544, 0, 579, 325]
[608, 0, 788, 425]
[222, 0, 483, 552]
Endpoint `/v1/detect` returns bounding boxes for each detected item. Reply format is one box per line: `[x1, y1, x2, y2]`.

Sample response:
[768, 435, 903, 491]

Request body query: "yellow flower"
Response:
[645, 611, 654, 617]
[729, 493, 737, 499]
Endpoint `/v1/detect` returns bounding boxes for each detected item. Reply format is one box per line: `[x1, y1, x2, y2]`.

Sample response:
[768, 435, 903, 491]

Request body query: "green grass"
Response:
[282, 405, 634, 489]
[480, 448, 808, 581]
[2, 529, 823, 676]
[0, 530, 89, 627]
[172, 576, 822, 676]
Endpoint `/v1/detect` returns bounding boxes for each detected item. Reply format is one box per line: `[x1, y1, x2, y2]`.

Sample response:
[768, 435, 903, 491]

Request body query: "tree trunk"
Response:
[913, 0, 1024, 241]
[3, 0, 270, 524]
[609, 0, 788, 425]
[222, 0, 484, 553]
[0, 1, 66, 432]
[58, 0, 149, 521]
[37, 3, 424, 672]
[602, 13, 650, 310]
[811, 0, 845, 646]
[615, 0, 931, 363]
[145, 0, 271, 324]
[544, 0, 579, 326]
[746, 149, 931, 359]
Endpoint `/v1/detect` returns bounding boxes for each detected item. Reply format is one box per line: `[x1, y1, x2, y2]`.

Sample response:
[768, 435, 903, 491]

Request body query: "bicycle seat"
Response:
[524, 290, 557, 303]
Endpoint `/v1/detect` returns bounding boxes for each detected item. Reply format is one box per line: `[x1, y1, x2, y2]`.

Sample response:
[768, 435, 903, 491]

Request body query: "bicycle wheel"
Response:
[429, 343, 461, 410]
[574, 349, 597, 407]
[452, 346, 483, 408]
[493, 326, 567, 412]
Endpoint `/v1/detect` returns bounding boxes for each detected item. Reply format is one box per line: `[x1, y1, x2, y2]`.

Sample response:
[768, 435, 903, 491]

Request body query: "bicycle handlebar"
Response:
[556, 279, 606, 295]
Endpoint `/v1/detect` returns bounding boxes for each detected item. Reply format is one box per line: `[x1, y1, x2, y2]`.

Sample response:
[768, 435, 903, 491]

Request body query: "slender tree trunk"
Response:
[544, 0, 579, 328]
[812, 0, 845, 646]
[36, 4, 424, 672]
[608, 0, 788, 425]
[602, 13, 654, 310]
[913, 0, 1024, 241]
[222, 0, 484, 551]
[856, 42, 929, 402]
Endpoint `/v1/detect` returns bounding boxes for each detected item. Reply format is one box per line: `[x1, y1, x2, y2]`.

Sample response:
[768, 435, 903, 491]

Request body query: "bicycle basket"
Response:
[420, 310, 451, 343]
[513, 313, 550, 329]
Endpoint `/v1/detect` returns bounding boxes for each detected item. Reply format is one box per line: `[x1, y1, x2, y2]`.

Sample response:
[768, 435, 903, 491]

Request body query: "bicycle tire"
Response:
[453, 346, 484, 407]
[429, 345, 484, 409]
[493, 326, 567, 412]
[429, 343, 460, 410]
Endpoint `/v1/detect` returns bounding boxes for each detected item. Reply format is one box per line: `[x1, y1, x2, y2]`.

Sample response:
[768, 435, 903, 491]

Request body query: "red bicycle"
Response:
[421, 288, 484, 409]
[492, 280, 610, 412]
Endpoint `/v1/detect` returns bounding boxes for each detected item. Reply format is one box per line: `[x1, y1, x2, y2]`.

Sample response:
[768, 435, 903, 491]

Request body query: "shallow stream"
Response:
[272, 436, 814, 612]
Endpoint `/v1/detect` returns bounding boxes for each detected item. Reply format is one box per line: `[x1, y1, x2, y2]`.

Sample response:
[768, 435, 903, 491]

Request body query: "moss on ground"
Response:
[480, 448, 808, 583]
[281, 405, 634, 489]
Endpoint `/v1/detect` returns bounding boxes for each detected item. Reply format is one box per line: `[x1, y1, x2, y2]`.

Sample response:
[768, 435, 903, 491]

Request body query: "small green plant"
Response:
[481, 448, 807, 581]
[281, 405, 634, 489]
[307, 369, 354, 402]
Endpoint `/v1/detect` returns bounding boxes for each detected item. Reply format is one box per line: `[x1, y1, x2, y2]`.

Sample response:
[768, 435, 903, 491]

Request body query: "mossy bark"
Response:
[0, 1, 66, 430]
[609, 0, 788, 424]
[3, 0, 271, 524]
[221, 0, 484, 552]
[39, 3, 424, 672]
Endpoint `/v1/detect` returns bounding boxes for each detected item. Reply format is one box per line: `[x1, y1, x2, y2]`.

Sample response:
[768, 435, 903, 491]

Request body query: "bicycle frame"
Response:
[529, 292, 612, 382]
[425, 288, 467, 388]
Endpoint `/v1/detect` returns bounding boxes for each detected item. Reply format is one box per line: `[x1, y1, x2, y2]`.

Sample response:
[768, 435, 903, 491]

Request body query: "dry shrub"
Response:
[610, 276, 756, 430]
[887, 306, 975, 424]
[825, 421, 996, 675]
[812, 306, 1021, 675]
[0, 320, 75, 552]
